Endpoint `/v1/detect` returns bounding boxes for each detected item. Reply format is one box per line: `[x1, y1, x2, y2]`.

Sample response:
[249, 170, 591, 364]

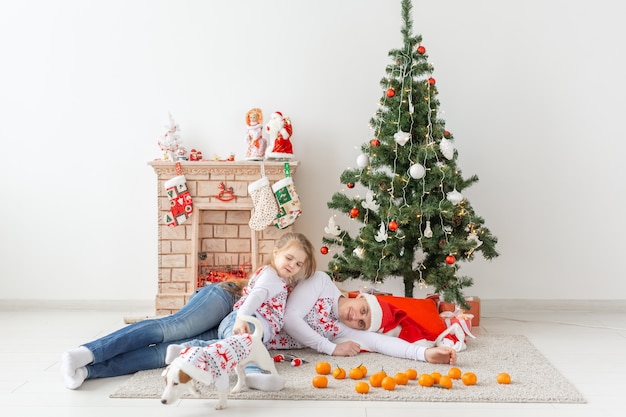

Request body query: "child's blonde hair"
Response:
[267, 232, 316, 284]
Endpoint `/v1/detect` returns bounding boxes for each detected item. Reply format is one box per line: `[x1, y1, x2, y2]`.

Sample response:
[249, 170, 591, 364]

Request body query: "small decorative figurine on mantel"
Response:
[265, 111, 294, 160]
[245, 108, 267, 160]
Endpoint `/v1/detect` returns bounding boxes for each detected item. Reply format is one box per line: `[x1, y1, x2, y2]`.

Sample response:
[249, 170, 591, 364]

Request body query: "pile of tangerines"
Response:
[311, 361, 511, 394]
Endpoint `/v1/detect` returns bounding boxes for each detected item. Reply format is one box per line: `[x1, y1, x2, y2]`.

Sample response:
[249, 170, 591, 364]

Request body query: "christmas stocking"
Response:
[248, 176, 279, 231]
[272, 163, 302, 229]
[164, 162, 193, 226]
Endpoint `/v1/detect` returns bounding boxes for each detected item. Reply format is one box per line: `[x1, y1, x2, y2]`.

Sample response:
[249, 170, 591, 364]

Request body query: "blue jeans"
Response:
[83, 282, 238, 379]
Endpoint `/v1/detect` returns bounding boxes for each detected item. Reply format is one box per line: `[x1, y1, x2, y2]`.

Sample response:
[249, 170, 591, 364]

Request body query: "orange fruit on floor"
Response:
[332, 366, 346, 379]
[355, 381, 370, 394]
[461, 372, 477, 386]
[438, 375, 453, 389]
[381, 376, 397, 391]
[405, 368, 418, 380]
[430, 371, 442, 384]
[393, 372, 409, 385]
[369, 371, 387, 387]
[448, 367, 462, 379]
[312, 375, 328, 388]
[497, 372, 511, 384]
[418, 373, 435, 387]
[349, 366, 364, 380]
[315, 361, 331, 375]
[358, 364, 368, 377]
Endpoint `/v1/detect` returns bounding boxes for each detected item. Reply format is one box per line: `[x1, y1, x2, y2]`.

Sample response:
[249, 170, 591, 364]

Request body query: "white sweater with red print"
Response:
[233, 266, 289, 344]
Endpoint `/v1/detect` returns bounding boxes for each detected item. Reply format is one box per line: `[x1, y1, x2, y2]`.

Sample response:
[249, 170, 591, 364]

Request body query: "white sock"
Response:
[61, 347, 93, 377]
[165, 344, 184, 364]
[64, 366, 87, 390]
[245, 373, 286, 391]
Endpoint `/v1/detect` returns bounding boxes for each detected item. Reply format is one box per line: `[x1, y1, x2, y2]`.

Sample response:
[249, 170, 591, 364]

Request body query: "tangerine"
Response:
[405, 368, 418, 380]
[369, 371, 387, 388]
[355, 381, 370, 394]
[461, 372, 477, 386]
[438, 375, 453, 389]
[381, 376, 397, 391]
[430, 371, 442, 384]
[496, 372, 511, 384]
[418, 373, 435, 387]
[393, 372, 409, 385]
[332, 366, 346, 379]
[315, 361, 332, 375]
[312, 375, 328, 388]
[358, 364, 368, 377]
[448, 367, 462, 379]
[349, 366, 364, 380]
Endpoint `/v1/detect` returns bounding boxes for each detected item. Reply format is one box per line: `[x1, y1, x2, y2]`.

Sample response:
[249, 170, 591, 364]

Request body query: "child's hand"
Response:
[232, 318, 251, 335]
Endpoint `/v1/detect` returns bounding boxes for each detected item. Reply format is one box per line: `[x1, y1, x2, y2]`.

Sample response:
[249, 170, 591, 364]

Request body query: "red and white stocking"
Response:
[164, 162, 193, 226]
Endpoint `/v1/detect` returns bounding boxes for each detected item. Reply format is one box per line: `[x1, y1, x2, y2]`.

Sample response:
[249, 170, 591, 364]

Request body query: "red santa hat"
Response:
[358, 293, 448, 343]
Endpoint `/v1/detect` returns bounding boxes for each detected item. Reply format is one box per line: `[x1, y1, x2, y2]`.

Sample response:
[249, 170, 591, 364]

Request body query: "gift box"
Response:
[438, 296, 481, 327]
[440, 310, 475, 339]
[347, 289, 393, 298]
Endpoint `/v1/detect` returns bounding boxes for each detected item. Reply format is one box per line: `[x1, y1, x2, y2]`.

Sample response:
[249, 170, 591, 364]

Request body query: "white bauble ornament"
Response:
[356, 153, 370, 168]
[446, 188, 464, 205]
[394, 131, 411, 146]
[409, 163, 426, 179]
[439, 138, 455, 160]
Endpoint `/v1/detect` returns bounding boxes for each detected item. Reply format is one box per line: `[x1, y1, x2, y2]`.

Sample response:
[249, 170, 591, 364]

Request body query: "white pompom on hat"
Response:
[358, 293, 383, 332]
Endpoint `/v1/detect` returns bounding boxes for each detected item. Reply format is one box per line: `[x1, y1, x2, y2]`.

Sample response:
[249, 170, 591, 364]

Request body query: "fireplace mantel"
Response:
[149, 160, 299, 315]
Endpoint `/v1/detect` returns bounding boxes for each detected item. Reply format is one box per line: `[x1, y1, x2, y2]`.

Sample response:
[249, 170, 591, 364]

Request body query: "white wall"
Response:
[1, 0, 624, 301]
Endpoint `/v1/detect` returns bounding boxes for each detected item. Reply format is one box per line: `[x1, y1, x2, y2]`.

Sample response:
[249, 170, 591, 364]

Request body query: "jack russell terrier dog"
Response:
[160, 314, 279, 410]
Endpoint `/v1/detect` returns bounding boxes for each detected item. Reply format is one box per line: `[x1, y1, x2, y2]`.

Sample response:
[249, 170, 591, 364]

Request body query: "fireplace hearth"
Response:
[149, 160, 299, 315]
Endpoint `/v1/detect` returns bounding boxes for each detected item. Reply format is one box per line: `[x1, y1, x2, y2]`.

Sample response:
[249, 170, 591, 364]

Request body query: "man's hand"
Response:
[424, 346, 457, 365]
[332, 340, 361, 356]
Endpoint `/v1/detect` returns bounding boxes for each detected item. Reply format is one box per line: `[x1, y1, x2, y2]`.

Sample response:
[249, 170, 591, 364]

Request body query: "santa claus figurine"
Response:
[265, 111, 294, 159]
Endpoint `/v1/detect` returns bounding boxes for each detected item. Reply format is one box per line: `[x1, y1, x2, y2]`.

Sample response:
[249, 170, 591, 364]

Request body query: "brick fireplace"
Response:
[149, 160, 299, 315]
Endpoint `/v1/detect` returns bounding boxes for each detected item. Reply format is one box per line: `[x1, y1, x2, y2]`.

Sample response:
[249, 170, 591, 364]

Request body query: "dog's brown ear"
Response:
[179, 370, 193, 384]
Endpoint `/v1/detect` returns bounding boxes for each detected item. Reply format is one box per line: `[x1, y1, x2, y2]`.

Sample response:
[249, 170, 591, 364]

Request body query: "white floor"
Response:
[0, 299, 624, 417]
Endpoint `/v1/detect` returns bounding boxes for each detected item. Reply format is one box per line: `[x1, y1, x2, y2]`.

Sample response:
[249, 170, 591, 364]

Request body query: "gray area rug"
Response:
[110, 334, 585, 403]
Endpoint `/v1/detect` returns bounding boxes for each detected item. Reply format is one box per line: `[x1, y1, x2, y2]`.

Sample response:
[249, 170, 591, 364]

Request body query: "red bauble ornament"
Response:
[386, 88, 395, 97]
[444, 130, 451, 138]
[349, 208, 360, 218]
[370, 138, 380, 147]
[320, 246, 329, 255]
[428, 77, 436, 85]
[417, 45, 426, 54]
[347, 182, 355, 189]
[388, 220, 399, 232]
[445, 255, 456, 265]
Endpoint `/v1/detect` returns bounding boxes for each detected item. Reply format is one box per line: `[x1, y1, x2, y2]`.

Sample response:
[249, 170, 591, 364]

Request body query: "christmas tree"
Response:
[322, 0, 498, 308]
